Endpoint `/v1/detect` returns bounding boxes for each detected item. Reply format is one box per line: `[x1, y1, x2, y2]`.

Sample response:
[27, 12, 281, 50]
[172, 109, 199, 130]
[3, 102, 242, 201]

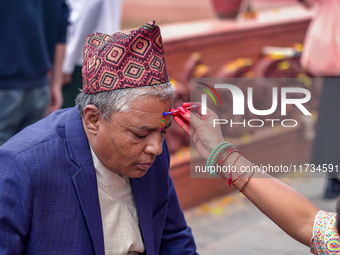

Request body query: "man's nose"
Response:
[144, 133, 163, 156]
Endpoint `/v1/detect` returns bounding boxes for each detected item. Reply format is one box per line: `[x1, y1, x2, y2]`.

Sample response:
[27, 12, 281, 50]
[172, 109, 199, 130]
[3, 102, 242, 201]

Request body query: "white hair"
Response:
[76, 82, 176, 121]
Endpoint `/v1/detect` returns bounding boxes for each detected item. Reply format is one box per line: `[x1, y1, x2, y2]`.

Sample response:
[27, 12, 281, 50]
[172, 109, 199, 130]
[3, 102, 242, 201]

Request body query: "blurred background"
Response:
[121, 0, 299, 29]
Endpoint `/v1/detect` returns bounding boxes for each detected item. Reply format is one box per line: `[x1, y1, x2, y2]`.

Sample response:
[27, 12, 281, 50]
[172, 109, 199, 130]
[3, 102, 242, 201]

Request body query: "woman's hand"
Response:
[172, 102, 224, 160]
[173, 103, 321, 248]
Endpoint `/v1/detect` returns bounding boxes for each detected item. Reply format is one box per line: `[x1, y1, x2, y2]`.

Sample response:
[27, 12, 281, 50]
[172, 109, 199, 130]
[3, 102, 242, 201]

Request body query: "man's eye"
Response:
[134, 133, 147, 139]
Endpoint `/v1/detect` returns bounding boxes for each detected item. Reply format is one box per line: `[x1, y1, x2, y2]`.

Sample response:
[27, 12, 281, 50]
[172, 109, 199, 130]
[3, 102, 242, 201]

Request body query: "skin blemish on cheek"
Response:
[114, 119, 125, 129]
[117, 122, 125, 130]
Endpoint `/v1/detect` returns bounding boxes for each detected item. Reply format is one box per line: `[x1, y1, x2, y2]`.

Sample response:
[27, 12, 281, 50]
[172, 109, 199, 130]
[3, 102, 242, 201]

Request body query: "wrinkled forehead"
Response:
[112, 97, 173, 127]
[130, 97, 173, 114]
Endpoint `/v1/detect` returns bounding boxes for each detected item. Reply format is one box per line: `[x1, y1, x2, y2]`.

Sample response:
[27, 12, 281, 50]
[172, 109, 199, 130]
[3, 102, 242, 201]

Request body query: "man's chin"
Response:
[128, 169, 149, 179]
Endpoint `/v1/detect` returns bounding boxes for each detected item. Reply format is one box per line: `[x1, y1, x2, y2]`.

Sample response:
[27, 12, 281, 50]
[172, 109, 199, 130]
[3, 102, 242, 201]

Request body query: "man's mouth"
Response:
[136, 162, 153, 171]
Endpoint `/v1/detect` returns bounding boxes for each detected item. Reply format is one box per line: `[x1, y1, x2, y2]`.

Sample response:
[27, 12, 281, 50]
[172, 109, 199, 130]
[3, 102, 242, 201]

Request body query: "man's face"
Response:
[92, 96, 173, 178]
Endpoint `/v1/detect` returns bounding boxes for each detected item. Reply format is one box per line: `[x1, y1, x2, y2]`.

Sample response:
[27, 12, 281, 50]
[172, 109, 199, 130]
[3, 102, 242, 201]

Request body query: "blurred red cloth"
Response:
[301, 0, 340, 77]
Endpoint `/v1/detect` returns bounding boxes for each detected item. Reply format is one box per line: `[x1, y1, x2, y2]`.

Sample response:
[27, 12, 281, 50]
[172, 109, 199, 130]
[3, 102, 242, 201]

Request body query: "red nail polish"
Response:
[170, 111, 180, 116]
[179, 107, 188, 114]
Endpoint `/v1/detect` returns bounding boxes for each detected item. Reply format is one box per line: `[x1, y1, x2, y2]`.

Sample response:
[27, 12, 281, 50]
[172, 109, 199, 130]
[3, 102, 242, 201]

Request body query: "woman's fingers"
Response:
[173, 103, 208, 131]
[172, 103, 225, 160]
[182, 102, 201, 114]
[181, 102, 218, 122]
[182, 102, 195, 108]
[173, 106, 201, 136]
[173, 115, 190, 136]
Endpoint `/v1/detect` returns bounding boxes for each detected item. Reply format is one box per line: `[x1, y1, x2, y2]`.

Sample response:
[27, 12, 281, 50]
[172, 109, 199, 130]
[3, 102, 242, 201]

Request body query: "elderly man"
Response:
[0, 21, 197, 254]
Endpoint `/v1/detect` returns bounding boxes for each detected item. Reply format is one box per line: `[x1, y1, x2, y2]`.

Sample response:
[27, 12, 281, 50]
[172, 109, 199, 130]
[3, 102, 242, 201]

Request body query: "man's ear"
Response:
[83, 105, 101, 135]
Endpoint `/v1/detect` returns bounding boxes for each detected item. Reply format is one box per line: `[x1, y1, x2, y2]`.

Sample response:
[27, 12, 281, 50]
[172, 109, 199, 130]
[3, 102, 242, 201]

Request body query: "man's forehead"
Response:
[133, 119, 173, 131]
[130, 98, 173, 114]
[111, 97, 173, 129]
[114, 104, 171, 126]
[132, 107, 169, 114]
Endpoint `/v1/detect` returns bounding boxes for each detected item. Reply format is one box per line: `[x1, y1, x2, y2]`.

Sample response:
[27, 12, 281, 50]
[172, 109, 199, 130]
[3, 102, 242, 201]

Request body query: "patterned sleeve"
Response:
[311, 210, 340, 254]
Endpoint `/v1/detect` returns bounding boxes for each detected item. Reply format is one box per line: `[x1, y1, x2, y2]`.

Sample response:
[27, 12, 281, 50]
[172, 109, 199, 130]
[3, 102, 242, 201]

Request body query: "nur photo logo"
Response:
[193, 78, 314, 129]
[196, 82, 222, 115]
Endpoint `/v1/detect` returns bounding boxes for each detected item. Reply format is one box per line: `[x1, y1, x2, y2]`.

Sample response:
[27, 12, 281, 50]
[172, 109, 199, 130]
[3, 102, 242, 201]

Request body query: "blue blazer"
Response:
[0, 107, 197, 254]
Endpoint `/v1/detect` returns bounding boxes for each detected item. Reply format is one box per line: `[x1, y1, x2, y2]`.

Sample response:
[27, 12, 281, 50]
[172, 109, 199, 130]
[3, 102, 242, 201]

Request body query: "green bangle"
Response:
[206, 141, 235, 177]
[206, 142, 231, 166]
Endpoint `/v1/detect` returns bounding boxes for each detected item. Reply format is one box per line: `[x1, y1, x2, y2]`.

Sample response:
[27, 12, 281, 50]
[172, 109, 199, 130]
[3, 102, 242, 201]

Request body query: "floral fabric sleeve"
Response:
[311, 210, 340, 254]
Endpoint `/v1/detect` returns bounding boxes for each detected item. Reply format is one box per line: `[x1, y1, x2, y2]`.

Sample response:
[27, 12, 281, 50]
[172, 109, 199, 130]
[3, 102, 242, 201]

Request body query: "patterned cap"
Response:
[82, 20, 170, 94]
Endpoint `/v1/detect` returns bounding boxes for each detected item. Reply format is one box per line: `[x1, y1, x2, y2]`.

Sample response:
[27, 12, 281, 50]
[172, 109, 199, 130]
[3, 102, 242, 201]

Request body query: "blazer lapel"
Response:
[131, 174, 154, 255]
[72, 165, 104, 255]
[65, 107, 105, 255]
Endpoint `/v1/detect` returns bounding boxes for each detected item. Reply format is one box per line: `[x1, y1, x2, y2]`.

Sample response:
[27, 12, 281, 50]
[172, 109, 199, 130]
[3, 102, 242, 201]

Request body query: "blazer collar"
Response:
[65, 106, 105, 255]
[65, 106, 92, 168]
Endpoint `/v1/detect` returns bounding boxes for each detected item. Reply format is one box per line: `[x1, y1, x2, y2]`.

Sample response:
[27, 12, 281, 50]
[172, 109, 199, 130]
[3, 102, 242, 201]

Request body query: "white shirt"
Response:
[63, 0, 122, 74]
[90, 148, 145, 255]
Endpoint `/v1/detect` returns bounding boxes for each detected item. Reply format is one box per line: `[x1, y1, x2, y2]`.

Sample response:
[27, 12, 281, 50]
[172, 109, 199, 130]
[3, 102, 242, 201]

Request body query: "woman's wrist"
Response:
[205, 141, 258, 193]
[206, 138, 225, 159]
[220, 153, 246, 176]
[221, 153, 258, 191]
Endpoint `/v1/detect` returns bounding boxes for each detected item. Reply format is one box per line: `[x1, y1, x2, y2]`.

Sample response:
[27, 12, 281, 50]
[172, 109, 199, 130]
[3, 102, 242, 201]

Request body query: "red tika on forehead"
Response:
[82, 20, 170, 94]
